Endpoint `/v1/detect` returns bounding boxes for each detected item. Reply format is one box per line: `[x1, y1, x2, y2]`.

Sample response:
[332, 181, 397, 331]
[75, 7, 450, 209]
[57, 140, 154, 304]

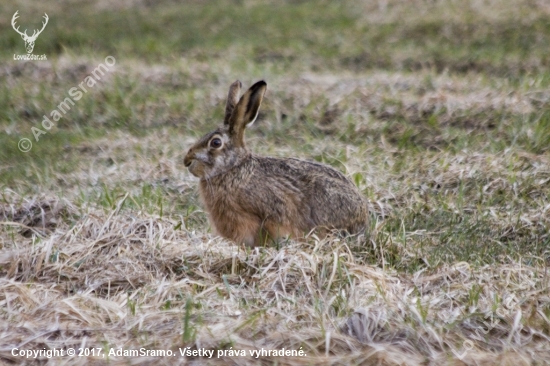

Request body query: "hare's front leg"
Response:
[211, 214, 263, 247]
[238, 220, 272, 248]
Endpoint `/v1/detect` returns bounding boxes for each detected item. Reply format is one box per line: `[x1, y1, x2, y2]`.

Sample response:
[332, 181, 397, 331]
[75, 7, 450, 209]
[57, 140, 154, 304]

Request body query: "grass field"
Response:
[1, 0, 550, 364]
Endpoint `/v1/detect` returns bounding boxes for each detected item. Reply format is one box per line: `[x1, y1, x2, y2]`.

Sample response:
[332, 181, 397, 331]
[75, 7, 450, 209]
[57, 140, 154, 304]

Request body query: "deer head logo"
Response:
[11, 11, 49, 54]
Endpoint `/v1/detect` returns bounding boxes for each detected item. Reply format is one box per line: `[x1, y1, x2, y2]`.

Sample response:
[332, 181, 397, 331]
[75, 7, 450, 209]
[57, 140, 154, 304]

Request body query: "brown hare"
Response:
[184, 80, 368, 247]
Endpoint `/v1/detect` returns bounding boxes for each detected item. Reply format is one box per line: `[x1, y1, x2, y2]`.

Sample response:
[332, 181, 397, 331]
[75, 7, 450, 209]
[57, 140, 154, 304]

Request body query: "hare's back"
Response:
[251, 156, 367, 231]
[255, 156, 357, 190]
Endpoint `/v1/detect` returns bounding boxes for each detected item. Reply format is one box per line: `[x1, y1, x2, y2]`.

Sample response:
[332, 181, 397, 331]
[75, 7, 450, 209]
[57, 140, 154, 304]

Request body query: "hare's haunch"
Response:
[184, 80, 368, 247]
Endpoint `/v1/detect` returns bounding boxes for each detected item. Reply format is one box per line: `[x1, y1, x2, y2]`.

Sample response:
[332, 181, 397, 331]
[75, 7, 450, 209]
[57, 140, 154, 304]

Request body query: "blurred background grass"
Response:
[2, 0, 550, 74]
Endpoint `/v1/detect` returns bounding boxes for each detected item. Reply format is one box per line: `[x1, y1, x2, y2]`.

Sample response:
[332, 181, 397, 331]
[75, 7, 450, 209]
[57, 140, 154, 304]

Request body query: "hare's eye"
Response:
[210, 138, 222, 149]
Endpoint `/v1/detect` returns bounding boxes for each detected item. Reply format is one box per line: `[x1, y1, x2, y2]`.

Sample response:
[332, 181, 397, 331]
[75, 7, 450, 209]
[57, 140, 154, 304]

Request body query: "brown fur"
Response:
[184, 80, 368, 247]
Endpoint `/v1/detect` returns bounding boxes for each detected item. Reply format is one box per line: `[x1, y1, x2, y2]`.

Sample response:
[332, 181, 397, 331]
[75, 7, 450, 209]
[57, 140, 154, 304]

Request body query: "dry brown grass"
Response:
[1, 187, 550, 365]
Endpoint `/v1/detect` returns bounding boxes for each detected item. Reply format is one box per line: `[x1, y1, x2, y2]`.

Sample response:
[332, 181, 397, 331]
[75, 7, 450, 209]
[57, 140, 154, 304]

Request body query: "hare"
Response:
[184, 80, 368, 247]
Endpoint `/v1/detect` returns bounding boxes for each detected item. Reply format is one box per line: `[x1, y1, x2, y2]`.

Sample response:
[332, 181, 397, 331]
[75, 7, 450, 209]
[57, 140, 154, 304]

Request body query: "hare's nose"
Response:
[184, 151, 194, 167]
[183, 157, 191, 167]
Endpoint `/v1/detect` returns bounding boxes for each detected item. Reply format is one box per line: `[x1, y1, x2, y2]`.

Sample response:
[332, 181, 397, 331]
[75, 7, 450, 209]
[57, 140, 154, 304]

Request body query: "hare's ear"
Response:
[224, 80, 242, 125]
[228, 80, 267, 145]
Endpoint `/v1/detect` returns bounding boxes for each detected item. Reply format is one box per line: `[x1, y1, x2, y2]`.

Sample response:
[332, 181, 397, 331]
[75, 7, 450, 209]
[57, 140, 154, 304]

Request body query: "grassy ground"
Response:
[1, 0, 550, 364]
